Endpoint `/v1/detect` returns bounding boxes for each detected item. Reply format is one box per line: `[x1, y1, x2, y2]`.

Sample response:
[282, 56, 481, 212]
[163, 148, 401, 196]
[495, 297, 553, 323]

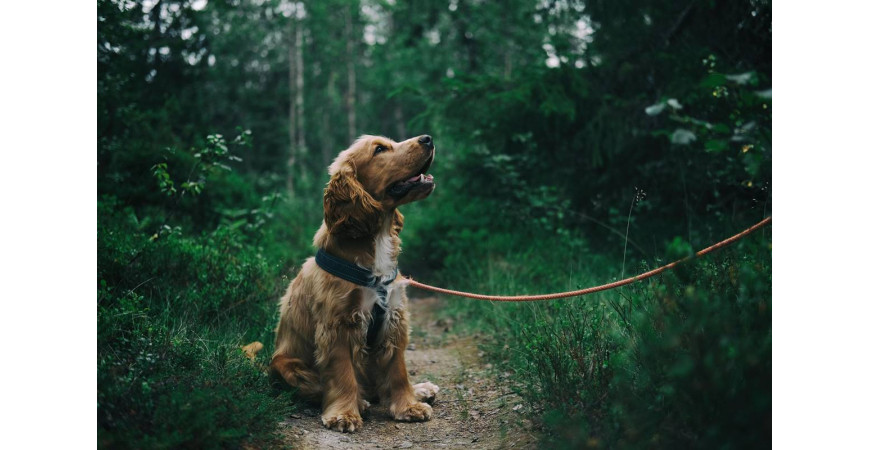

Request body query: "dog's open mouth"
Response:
[388, 155, 435, 198]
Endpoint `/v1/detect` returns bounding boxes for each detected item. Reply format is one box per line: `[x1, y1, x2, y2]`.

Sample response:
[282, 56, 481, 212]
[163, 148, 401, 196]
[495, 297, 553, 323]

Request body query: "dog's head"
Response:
[323, 135, 436, 238]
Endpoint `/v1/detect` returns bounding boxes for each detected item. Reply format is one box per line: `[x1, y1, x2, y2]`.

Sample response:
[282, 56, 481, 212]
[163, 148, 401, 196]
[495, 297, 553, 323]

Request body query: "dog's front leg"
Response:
[375, 308, 434, 422]
[316, 320, 366, 432]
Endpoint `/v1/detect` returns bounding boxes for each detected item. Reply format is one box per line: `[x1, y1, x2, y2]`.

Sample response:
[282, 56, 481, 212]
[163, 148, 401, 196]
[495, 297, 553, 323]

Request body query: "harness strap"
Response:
[315, 248, 398, 348]
[367, 299, 387, 347]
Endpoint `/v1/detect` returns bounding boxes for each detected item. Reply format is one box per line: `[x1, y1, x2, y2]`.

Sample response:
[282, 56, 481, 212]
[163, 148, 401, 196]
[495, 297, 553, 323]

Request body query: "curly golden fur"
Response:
[269, 134, 439, 433]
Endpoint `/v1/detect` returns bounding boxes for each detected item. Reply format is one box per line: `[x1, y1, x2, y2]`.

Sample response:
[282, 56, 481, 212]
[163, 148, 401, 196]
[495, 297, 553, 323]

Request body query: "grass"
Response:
[409, 226, 772, 449]
[97, 188, 322, 448]
[97, 132, 771, 447]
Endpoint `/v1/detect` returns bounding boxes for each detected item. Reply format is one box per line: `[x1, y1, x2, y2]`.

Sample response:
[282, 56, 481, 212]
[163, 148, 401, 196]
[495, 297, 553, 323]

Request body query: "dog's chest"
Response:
[371, 227, 396, 277]
[360, 282, 402, 312]
[362, 282, 402, 347]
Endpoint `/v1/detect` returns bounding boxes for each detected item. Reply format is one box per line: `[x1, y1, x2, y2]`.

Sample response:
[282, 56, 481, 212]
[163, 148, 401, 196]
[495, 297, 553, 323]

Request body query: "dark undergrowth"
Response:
[405, 209, 771, 449]
[97, 133, 322, 448]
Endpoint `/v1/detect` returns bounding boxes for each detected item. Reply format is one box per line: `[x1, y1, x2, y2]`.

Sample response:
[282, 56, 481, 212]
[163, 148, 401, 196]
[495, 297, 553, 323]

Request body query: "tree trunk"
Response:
[287, 19, 297, 193]
[288, 16, 306, 193]
[456, 0, 478, 72]
[345, 7, 357, 143]
[501, 5, 512, 80]
[295, 24, 306, 154]
[322, 72, 338, 167]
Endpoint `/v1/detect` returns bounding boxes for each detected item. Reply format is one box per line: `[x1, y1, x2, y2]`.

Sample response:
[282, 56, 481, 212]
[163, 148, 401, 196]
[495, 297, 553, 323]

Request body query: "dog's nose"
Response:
[418, 135, 434, 149]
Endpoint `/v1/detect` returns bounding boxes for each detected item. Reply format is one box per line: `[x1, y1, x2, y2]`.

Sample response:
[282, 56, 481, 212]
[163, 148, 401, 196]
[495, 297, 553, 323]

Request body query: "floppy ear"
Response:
[392, 209, 404, 234]
[323, 163, 382, 238]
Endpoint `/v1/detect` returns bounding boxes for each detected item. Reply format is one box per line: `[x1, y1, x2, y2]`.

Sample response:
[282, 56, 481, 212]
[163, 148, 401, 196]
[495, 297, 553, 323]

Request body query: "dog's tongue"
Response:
[406, 174, 424, 182]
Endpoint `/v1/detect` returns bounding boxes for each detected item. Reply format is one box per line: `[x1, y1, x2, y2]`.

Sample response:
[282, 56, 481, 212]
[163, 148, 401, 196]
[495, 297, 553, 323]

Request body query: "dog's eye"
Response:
[374, 145, 387, 155]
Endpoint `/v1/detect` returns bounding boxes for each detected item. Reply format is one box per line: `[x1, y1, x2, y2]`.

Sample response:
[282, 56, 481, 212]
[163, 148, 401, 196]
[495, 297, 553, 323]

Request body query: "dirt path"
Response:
[277, 296, 538, 449]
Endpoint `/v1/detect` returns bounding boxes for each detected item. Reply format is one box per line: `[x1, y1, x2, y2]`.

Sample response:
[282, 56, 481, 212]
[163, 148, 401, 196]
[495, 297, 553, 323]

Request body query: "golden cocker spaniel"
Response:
[270, 134, 440, 432]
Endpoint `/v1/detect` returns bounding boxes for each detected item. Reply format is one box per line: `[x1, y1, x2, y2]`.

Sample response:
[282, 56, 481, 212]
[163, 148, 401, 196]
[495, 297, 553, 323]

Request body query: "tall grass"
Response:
[98, 163, 324, 447]
[407, 220, 771, 448]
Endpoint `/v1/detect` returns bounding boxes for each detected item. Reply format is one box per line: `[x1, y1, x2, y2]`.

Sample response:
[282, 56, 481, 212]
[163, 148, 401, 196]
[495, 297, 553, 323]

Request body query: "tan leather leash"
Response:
[406, 216, 771, 302]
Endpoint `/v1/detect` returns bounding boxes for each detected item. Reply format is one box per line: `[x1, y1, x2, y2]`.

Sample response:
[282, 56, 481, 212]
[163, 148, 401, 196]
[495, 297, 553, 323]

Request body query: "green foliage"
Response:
[98, 130, 321, 446]
[432, 234, 771, 449]
[99, 0, 770, 446]
[598, 249, 772, 449]
[97, 281, 296, 449]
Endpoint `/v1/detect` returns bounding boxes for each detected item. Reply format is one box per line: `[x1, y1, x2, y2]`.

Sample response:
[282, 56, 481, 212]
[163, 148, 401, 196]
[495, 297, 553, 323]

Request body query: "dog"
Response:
[269, 134, 440, 433]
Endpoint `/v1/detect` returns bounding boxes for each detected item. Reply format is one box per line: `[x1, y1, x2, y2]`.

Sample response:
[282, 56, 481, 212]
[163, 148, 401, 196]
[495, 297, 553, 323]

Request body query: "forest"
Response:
[97, 0, 771, 447]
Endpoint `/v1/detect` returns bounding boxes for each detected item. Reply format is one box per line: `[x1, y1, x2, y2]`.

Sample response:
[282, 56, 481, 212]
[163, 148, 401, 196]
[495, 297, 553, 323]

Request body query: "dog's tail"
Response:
[241, 341, 269, 372]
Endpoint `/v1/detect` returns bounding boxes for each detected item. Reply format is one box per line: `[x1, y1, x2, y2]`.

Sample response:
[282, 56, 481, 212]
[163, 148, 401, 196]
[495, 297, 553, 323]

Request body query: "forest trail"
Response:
[276, 296, 538, 449]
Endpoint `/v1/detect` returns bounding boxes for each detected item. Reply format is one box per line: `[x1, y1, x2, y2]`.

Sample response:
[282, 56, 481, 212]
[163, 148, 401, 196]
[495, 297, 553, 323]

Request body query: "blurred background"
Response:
[98, 0, 771, 447]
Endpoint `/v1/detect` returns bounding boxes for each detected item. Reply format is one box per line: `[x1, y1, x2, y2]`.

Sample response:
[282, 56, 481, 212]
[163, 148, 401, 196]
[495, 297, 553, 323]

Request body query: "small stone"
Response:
[395, 424, 400, 430]
[512, 404, 523, 411]
[397, 441, 413, 448]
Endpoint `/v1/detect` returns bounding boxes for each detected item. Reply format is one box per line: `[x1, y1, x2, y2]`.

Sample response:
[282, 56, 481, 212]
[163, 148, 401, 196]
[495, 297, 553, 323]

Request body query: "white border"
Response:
[0, 1, 95, 447]
[775, 1, 870, 448]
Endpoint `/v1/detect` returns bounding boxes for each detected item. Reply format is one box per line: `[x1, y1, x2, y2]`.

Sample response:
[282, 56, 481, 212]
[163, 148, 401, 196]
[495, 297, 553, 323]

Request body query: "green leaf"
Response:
[645, 102, 666, 116]
[704, 139, 728, 153]
[726, 71, 756, 85]
[700, 73, 727, 88]
[670, 129, 696, 145]
[755, 88, 772, 99]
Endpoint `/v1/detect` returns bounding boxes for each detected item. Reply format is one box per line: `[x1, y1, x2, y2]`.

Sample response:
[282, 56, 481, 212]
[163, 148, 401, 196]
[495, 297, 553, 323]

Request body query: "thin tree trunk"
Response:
[287, 19, 297, 193]
[502, 5, 512, 80]
[287, 15, 306, 193]
[456, 0, 478, 72]
[345, 7, 357, 143]
[322, 72, 337, 167]
[295, 24, 306, 154]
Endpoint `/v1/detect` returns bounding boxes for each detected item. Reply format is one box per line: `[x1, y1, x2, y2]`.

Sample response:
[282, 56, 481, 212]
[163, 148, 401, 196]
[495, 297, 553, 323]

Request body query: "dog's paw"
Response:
[413, 381, 440, 405]
[240, 341, 263, 360]
[321, 411, 363, 433]
[358, 398, 371, 416]
[392, 401, 433, 422]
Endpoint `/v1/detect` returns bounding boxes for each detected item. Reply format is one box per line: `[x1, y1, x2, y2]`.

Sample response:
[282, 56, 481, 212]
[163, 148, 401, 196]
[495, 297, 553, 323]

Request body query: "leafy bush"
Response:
[97, 131, 323, 448]
[427, 225, 771, 449]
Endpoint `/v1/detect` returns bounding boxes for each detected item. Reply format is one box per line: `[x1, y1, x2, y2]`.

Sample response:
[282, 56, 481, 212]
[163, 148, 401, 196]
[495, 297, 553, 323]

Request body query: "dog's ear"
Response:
[392, 209, 404, 234]
[324, 163, 382, 238]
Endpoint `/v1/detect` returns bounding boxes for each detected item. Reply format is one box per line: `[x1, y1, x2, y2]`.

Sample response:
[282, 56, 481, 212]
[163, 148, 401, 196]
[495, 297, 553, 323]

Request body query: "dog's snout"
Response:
[418, 135, 434, 149]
